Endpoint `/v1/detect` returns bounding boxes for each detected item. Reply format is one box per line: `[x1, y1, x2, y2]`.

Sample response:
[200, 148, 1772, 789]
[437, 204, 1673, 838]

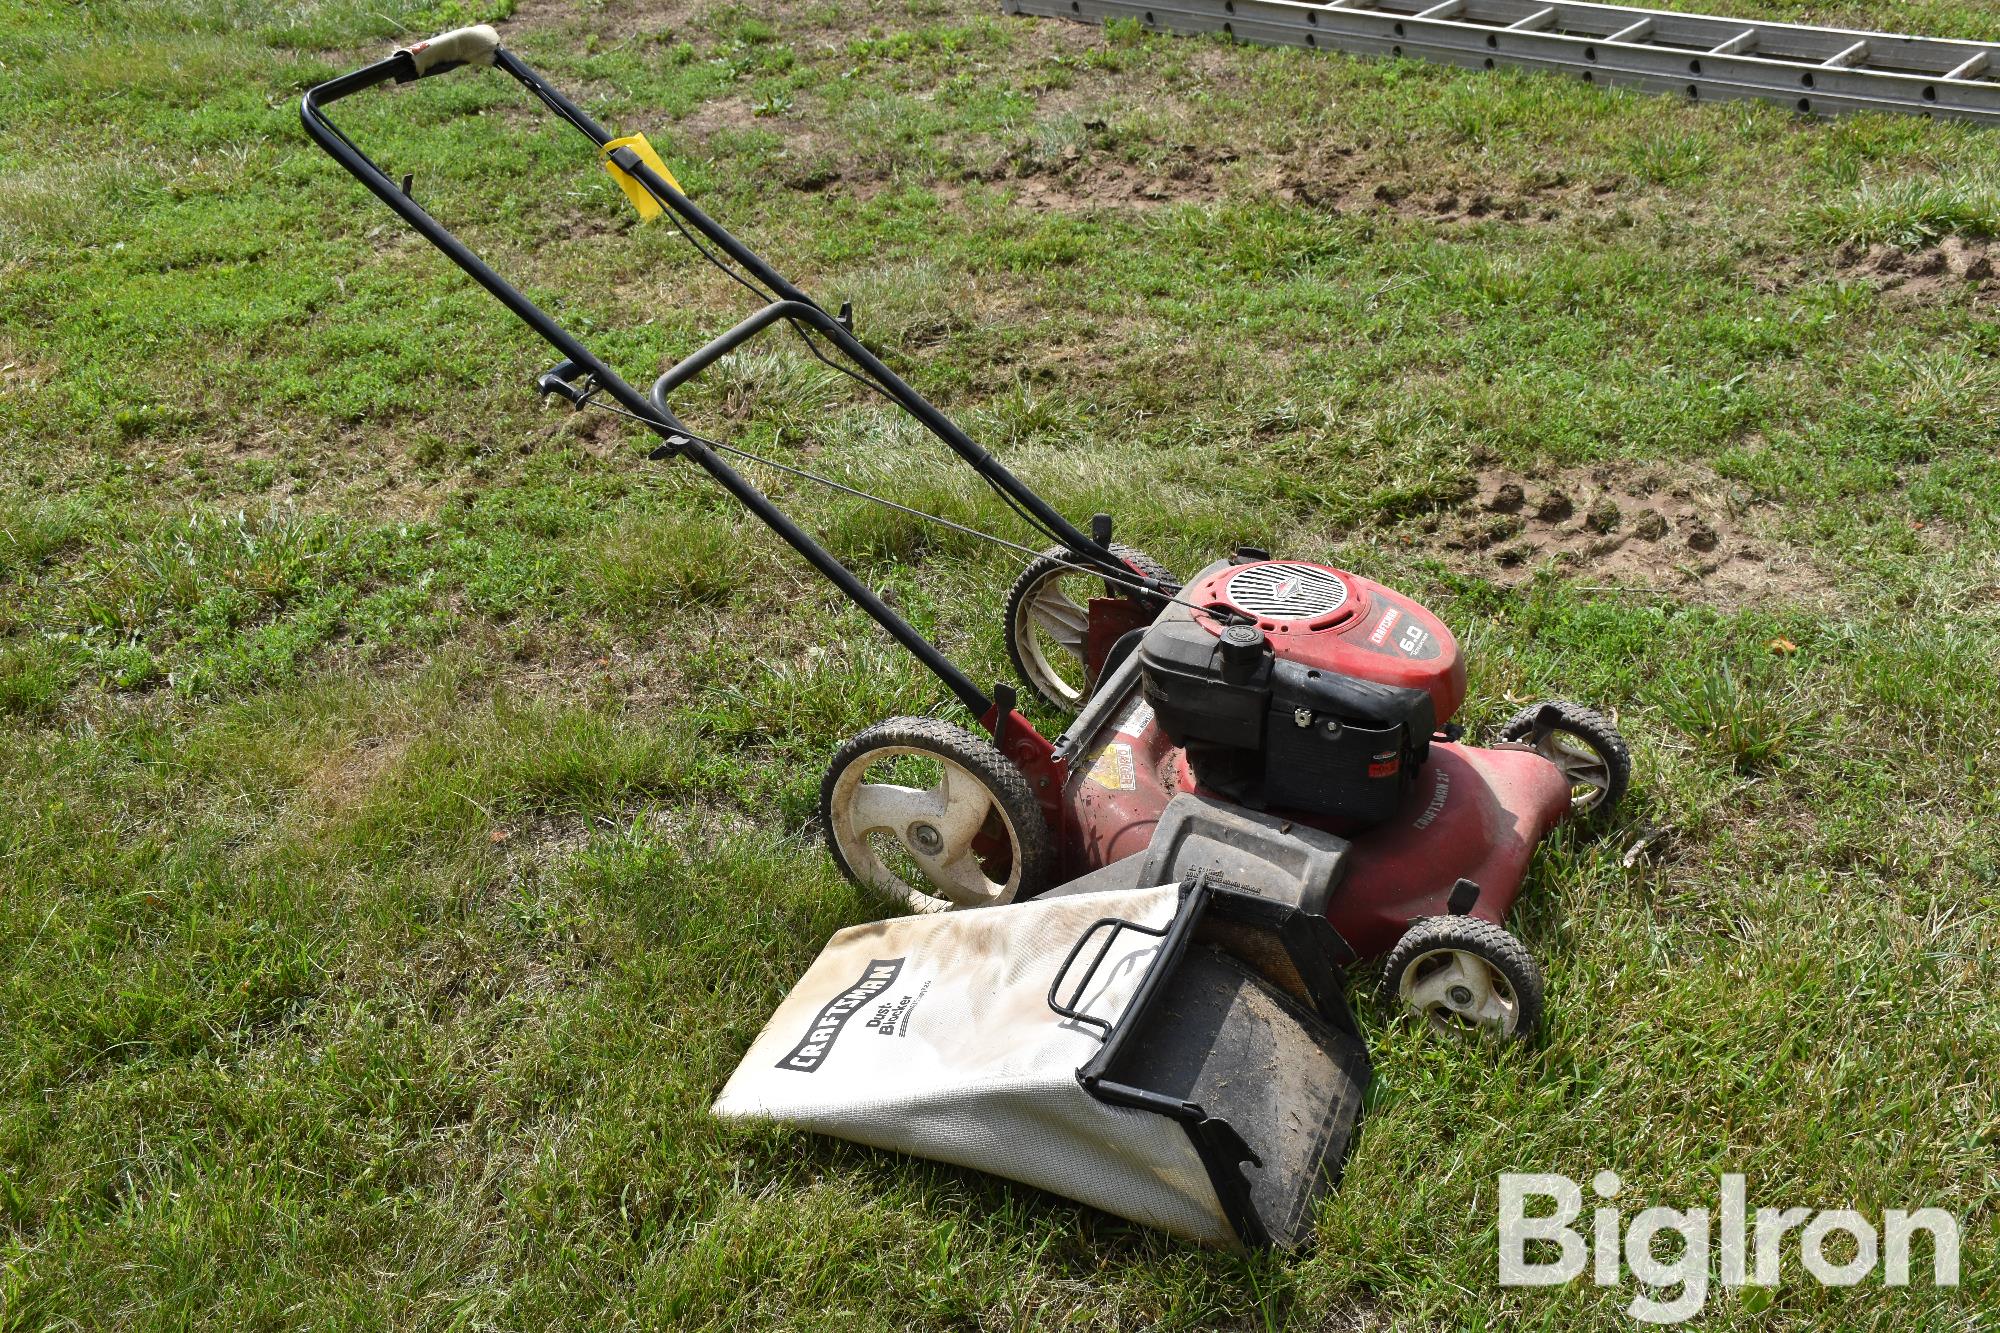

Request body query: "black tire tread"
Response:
[1497, 698, 1633, 819]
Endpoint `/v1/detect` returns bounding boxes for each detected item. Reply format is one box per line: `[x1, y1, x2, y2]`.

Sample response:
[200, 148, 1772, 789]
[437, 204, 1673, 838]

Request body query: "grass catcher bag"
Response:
[713, 873, 1370, 1249]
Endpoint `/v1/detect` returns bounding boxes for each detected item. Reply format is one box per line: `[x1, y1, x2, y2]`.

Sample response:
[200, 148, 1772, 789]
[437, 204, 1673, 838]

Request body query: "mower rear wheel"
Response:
[821, 717, 1053, 914]
[1378, 916, 1544, 1042]
[1005, 544, 1175, 712]
[1498, 700, 1631, 820]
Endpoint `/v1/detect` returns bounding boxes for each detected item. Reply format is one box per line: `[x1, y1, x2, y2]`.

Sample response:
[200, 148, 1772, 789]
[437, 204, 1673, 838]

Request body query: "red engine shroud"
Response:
[1182, 561, 1469, 726]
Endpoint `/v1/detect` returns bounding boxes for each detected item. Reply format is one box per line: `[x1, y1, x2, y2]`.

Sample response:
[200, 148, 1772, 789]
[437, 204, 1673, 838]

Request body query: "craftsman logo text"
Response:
[1411, 770, 1450, 829]
[778, 958, 904, 1072]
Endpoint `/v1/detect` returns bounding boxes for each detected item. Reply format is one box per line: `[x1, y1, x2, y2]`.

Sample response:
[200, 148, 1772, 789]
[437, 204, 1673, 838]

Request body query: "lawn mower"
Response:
[303, 25, 1632, 1042]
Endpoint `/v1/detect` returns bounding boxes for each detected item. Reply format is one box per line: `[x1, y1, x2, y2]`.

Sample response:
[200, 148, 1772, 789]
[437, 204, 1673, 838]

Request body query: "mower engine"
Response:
[1138, 560, 1466, 828]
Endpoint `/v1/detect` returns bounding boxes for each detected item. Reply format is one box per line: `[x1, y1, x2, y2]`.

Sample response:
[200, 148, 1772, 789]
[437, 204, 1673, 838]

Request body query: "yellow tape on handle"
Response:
[602, 133, 681, 221]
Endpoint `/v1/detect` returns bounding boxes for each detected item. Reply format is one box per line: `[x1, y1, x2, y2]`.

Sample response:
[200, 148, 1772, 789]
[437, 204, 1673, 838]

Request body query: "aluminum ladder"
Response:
[1005, 0, 2000, 123]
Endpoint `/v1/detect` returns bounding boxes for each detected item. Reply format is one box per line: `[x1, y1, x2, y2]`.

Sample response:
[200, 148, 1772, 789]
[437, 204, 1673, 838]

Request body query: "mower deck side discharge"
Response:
[1052, 731, 1571, 959]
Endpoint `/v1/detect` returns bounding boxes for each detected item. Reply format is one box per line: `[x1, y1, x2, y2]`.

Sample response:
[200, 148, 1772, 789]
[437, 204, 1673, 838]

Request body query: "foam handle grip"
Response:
[400, 24, 501, 75]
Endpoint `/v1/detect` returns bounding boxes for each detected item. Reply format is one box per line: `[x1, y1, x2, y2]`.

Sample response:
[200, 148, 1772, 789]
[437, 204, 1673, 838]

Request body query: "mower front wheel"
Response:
[1004, 544, 1175, 713]
[821, 717, 1054, 915]
[1498, 699, 1632, 821]
[1378, 916, 1545, 1043]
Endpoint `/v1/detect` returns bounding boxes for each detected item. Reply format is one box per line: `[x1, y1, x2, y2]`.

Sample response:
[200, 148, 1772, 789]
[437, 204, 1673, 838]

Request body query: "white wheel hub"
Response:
[1015, 575, 1091, 707]
[827, 746, 1021, 913]
[1530, 729, 1613, 814]
[1398, 947, 1522, 1036]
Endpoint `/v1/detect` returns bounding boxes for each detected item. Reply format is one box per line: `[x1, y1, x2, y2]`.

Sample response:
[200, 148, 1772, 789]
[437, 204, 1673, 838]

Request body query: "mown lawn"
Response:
[1, 0, 1996, 1327]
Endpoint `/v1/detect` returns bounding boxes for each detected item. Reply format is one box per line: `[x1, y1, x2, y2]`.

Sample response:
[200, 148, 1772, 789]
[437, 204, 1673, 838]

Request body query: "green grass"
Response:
[2, 0, 1998, 1326]
[1798, 169, 2000, 245]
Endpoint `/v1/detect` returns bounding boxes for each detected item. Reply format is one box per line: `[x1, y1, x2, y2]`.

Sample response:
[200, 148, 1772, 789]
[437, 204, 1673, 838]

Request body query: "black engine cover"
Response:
[1137, 611, 1434, 825]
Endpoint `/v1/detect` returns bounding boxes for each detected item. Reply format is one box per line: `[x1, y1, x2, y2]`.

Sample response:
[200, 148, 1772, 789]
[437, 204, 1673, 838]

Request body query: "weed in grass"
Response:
[0, 498, 85, 580]
[1662, 659, 1821, 771]
[1627, 130, 1715, 186]
[98, 642, 163, 692]
[576, 511, 755, 622]
[1798, 170, 2000, 248]
[744, 634, 940, 741]
[0, 639, 71, 718]
[1103, 15, 1146, 46]
[112, 402, 193, 440]
[698, 347, 853, 444]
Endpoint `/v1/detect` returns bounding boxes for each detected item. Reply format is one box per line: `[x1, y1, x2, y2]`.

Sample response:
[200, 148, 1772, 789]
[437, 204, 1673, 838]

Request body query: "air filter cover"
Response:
[1220, 562, 1350, 624]
[1186, 560, 1467, 725]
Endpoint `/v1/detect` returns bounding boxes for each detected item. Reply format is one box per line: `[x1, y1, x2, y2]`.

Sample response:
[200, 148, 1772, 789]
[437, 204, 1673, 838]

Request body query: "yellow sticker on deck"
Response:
[1085, 743, 1137, 792]
[601, 133, 681, 221]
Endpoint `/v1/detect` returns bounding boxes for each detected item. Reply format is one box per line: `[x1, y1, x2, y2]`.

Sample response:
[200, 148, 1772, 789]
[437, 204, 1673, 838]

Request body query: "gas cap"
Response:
[1218, 623, 1267, 685]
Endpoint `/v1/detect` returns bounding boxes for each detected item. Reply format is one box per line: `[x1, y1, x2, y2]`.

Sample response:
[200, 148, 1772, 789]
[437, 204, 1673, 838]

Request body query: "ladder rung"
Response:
[1946, 51, 1991, 81]
[1822, 40, 1869, 68]
[1415, 0, 1462, 19]
[1606, 18, 1652, 44]
[1709, 28, 1756, 56]
[1507, 7, 1558, 31]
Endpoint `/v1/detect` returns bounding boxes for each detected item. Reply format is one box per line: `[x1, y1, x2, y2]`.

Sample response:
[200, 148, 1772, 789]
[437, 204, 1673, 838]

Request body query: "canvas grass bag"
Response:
[713, 875, 1369, 1249]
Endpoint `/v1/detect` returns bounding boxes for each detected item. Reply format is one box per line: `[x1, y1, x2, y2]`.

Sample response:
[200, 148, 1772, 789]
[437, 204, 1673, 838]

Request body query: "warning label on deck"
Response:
[1086, 742, 1138, 791]
[1115, 698, 1155, 739]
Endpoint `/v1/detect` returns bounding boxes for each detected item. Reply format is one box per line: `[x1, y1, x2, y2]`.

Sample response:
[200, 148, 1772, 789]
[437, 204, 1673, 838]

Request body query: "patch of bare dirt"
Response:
[303, 735, 412, 814]
[485, 811, 600, 884]
[1269, 142, 1608, 229]
[660, 84, 1232, 211]
[913, 150, 1229, 211]
[632, 93, 854, 194]
[0, 335, 56, 395]
[508, 0, 700, 33]
[1836, 236, 1997, 306]
[503, 0, 1254, 214]
[1421, 464, 1833, 609]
